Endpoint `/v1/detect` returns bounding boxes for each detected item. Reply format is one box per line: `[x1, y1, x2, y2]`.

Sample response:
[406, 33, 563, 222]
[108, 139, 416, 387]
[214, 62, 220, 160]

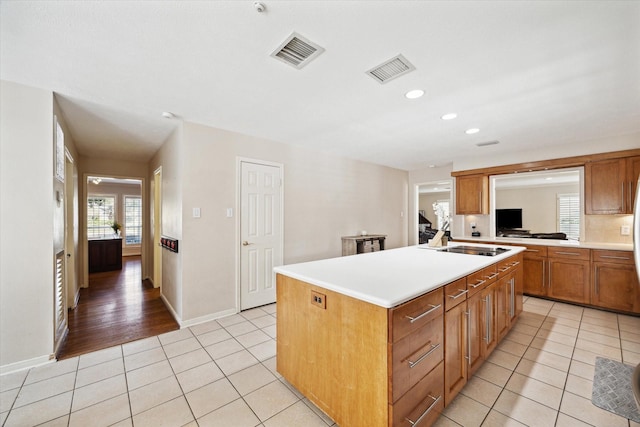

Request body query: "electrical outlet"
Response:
[311, 291, 326, 309]
[621, 225, 630, 236]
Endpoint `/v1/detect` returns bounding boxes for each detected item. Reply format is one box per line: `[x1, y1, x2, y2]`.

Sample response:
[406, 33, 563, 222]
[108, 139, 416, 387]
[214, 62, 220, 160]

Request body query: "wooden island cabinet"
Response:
[276, 249, 523, 427]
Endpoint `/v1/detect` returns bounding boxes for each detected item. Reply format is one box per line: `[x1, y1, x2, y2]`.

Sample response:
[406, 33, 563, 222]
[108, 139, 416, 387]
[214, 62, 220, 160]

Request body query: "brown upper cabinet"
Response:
[585, 156, 640, 214]
[455, 174, 488, 215]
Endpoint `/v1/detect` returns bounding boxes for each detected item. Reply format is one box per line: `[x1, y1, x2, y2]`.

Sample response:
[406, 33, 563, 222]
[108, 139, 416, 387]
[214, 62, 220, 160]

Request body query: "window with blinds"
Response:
[87, 196, 116, 238]
[125, 196, 142, 245]
[557, 193, 580, 240]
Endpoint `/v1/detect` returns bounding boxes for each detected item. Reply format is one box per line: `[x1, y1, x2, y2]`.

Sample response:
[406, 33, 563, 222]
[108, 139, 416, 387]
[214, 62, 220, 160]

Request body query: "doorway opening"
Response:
[416, 180, 452, 244]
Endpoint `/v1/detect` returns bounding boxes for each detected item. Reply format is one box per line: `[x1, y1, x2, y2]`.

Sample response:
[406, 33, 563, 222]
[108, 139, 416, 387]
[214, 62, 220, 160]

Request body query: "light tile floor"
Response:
[1, 297, 639, 426]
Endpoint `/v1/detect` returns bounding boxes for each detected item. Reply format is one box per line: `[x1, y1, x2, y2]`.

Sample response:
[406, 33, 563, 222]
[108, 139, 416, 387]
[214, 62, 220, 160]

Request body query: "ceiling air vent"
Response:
[271, 32, 324, 69]
[476, 140, 500, 147]
[366, 54, 416, 84]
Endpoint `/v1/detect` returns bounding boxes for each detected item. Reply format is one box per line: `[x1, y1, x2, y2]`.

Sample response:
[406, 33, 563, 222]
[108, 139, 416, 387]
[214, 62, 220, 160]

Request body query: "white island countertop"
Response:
[274, 242, 525, 309]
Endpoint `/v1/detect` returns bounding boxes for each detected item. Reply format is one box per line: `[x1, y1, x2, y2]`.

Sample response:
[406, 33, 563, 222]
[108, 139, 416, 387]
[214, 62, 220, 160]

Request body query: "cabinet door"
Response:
[496, 275, 510, 341]
[627, 156, 640, 213]
[592, 263, 640, 313]
[467, 292, 484, 376]
[480, 283, 497, 359]
[444, 302, 467, 406]
[548, 258, 590, 304]
[512, 264, 523, 320]
[455, 175, 488, 215]
[585, 158, 626, 214]
[523, 257, 546, 297]
[88, 241, 103, 273]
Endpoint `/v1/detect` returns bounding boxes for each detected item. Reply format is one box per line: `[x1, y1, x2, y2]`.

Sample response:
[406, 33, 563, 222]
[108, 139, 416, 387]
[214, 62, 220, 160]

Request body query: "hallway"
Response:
[57, 256, 179, 359]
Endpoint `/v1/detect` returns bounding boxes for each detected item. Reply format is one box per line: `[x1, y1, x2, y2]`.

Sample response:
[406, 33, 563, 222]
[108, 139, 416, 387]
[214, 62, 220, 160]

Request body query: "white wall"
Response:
[149, 126, 183, 319]
[155, 122, 408, 324]
[0, 81, 55, 370]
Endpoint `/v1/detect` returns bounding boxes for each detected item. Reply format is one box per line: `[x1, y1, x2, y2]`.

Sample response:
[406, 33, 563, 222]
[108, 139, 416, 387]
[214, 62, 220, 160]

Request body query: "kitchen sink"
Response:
[438, 246, 510, 257]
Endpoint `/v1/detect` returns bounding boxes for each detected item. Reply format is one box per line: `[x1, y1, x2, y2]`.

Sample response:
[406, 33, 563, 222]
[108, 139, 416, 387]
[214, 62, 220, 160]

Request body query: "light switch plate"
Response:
[621, 225, 630, 236]
[226, 208, 233, 218]
[193, 207, 201, 218]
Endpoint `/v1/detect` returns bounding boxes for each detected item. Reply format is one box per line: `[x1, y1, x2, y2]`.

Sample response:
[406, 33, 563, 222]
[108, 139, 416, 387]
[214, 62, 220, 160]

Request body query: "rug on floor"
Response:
[592, 356, 640, 423]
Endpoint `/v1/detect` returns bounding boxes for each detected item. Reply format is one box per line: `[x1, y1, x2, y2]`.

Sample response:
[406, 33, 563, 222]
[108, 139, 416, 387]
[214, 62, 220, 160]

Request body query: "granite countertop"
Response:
[274, 242, 525, 309]
[452, 236, 633, 251]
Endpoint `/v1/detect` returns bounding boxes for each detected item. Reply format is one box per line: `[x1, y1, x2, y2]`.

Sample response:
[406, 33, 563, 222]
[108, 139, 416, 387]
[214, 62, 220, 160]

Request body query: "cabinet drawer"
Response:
[522, 245, 547, 259]
[390, 361, 444, 427]
[497, 256, 521, 277]
[548, 246, 590, 260]
[592, 250, 634, 265]
[390, 315, 443, 403]
[467, 265, 498, 296]
[443, 278, 468, 311]
[390, 288, 443, 343]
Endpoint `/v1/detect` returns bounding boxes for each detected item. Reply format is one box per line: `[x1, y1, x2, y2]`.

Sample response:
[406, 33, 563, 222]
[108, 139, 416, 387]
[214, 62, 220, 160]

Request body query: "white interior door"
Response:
[240, 160, 283, 310]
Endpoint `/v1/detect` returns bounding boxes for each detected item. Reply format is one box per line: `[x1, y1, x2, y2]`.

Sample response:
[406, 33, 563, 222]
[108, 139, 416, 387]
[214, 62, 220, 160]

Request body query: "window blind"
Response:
[557, 193, 580, 240]
[125, 196, 142, 245]
[87, 196, 116, 238]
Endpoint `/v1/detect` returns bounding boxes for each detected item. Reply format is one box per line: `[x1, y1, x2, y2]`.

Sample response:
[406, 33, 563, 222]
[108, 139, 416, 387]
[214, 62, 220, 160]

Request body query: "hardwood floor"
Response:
[57, 256, 179, 360]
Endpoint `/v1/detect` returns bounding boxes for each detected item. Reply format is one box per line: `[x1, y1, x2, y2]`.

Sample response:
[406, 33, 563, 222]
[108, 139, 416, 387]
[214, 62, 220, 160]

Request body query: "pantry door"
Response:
[239, 160, 283, 310]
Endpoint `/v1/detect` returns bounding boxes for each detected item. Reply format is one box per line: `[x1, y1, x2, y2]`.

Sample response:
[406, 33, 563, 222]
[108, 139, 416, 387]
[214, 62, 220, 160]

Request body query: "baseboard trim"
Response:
[160, 294, 182, 326]
[1, 354, 55, 375]
[181, 308, 238, 328]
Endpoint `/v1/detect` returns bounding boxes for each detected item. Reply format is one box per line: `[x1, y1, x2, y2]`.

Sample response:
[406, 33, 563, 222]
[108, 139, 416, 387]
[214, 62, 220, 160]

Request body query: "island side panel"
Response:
[276, 274, 389, 427]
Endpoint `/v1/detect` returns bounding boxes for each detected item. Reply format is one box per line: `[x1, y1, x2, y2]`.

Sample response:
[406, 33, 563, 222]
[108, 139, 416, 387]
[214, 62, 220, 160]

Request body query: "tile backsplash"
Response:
[459, 214, 633, 244]
[585, 215, 633, 244]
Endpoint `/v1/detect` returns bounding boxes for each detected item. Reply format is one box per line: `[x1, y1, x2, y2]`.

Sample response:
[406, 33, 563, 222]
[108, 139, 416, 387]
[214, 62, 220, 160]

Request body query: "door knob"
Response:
[242, 241, 253, 246]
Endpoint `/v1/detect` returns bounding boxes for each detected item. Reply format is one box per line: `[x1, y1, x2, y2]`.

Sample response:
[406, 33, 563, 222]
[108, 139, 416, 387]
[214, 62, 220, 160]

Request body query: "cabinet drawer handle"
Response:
[525, 249, 539, 252]
[470, 279, 486, 288]
[555, 251, 581, 256]
[407, 343, 441, 368]
[448, 289, 468, 300]
[510, 261, 520, 267]
[499, 266, 510, 272]
[600, 255, 631, 260]
[405, 394, 441, 426]
[485, 273, 499, 280]
[405, 304, 441, 323]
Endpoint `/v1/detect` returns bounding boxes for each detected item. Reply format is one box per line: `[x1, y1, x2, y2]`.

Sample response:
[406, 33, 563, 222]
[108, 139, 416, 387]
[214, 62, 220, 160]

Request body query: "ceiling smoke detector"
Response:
[254, 2, 266, 12]
[271, 32, 324, 69]
[366, 54, 416, 84]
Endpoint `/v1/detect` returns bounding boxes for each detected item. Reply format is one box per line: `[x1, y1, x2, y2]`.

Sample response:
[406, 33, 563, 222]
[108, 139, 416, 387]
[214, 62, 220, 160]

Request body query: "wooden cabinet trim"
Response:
[451, 149, 640, 178]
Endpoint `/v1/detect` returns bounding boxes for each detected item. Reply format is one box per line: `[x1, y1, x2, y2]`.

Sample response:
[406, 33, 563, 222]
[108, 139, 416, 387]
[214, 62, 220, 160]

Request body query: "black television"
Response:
[496, 208, 523, 230]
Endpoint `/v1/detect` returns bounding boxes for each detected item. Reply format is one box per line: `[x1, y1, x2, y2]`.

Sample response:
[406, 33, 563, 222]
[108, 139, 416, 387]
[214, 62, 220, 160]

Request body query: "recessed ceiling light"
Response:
[441, 113, 457, 120]
[545, 177, 553, 180]
[465, 128, 480, 135]
[428, 164, 436, 168]
[162, 111, 175, 119]
[405, 89, 424, 99]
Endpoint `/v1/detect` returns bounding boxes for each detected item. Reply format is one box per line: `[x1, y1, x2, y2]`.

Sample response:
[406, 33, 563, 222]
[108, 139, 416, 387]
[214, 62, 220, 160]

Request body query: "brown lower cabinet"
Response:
[592, 250, 640, 312]
[277, 252, 524, 427]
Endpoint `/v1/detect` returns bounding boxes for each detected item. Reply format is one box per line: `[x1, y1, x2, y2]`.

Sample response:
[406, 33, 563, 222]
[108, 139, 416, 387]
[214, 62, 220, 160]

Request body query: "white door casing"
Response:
[239, 160, 283, 310]
[153, 167, 162, 289]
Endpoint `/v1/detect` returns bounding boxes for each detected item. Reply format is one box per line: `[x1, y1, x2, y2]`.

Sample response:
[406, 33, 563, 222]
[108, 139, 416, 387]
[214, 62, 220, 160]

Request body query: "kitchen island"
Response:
[274, 243, 526, 427]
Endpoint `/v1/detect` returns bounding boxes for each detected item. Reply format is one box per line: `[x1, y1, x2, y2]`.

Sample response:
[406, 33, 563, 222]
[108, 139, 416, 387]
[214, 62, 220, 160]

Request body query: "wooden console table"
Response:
[341, 234, 386, 256]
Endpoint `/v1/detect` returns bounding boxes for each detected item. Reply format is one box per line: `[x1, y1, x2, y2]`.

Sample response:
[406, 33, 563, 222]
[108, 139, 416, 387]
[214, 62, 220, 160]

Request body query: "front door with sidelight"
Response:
[240, 160, 283, 310]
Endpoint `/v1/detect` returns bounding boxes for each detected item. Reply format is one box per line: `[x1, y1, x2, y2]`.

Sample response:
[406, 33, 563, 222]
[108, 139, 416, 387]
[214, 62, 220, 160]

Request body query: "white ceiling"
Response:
[2, 1, 639, 170]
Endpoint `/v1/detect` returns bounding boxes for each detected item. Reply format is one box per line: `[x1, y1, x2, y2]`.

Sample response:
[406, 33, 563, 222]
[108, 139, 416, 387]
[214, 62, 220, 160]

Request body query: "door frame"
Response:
[64, 148, 78, 309]
[152, 167, 162, 289]
[235, 157, 284, 312]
